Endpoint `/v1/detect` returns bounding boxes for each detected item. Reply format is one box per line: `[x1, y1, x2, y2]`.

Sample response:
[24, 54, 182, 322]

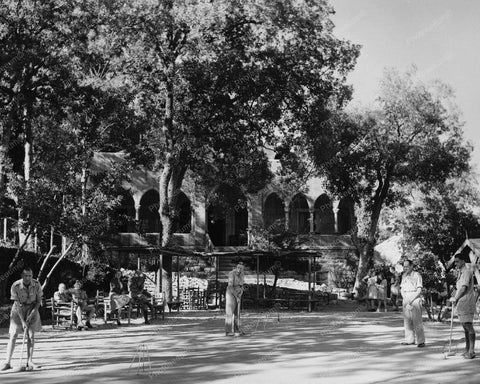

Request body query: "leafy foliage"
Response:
[402, 178, 480, 268]
[308, 68, 472, 295]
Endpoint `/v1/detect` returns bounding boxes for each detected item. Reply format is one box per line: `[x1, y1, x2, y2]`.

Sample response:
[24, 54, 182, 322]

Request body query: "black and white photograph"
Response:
[1, 0, 480, 383]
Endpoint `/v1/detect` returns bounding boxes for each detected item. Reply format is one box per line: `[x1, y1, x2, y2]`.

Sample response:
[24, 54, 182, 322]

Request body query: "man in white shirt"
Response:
[400, 259, 425, 347]
[225, 263, 245, 336]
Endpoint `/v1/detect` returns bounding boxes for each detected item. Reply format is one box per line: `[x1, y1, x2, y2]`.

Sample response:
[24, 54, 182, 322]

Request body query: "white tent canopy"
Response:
[374, 235, 403, 265]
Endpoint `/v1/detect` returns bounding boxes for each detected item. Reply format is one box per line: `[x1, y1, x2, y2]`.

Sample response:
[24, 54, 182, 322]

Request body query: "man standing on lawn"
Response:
[400, 259, 426, 347]
[1, 266, 43, 371]
[225, 262, 245, 336]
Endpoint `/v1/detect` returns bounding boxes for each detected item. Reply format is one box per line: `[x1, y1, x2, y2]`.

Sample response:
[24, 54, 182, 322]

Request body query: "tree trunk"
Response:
[352, 169, 391, 298]
[80, 166, 89, 262]
[36, 245, 56, 281]
[40, 242, 74, 291]
[20, 103, 34, 250]
[0, 228, 33, 303]
[352, 241, 375, 298]
[0, 124, 12, 194]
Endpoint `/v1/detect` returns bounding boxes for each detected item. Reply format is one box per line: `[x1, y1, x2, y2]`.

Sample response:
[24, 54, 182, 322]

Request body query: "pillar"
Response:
[333, 200, 340, 234]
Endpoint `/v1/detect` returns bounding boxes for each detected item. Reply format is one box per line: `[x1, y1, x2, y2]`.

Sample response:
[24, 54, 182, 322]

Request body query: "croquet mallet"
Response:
[11, 325, 28, 373]
[445, 303, 456, 358]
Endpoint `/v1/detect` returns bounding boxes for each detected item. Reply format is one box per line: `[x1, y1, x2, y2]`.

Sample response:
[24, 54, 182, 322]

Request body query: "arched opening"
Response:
[117, 191, 136, 232]
[314, 194, 334, 234]
[207, 185, 248, 246]
[338, 198, 354, 234]
[289, 194, 310, 234]
[139, 190, 161, 233]
[264, 193, 285, 234]
[172, 191, 191, 234]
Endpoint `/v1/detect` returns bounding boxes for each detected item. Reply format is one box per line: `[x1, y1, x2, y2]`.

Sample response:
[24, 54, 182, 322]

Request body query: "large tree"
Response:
[0, 0, 142, 301]
[309, 68, 472, 296]
[403, 178, 480, 269]
[98, 0, 359, 248]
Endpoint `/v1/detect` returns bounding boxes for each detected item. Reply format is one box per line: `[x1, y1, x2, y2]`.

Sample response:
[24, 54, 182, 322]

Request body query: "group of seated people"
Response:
[53, 267, 154, 329]
[53, 280, 95, 329]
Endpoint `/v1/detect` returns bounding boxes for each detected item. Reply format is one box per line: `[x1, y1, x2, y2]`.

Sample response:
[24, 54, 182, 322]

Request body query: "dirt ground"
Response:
[0, 300, 479, 384]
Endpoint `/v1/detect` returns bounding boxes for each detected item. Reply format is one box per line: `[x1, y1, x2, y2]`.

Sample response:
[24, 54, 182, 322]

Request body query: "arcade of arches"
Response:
[115, 188, 354, 245]
[265, 192, 353, 236]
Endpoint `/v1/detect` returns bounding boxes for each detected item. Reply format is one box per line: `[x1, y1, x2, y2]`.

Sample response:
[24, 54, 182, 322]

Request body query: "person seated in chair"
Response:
[54, 283, 72, 303]
[128, 267, 152, 324]
[70, 280, 94, 329]
[109, 270, 131, 326]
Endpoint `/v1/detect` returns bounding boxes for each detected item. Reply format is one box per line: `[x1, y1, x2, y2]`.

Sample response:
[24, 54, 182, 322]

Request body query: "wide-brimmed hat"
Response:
[454, 247, 471, 263]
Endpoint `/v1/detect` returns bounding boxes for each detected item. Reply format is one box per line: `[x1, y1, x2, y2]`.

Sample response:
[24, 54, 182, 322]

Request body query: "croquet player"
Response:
[450, 251, 477, 359]
[400, 259, 426, 347]
[225, 262, 245, 336]
[1, 267, 42, 371]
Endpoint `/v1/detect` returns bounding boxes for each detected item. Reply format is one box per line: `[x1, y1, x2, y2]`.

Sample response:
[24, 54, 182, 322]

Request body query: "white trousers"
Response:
[402, 293, 425, 344]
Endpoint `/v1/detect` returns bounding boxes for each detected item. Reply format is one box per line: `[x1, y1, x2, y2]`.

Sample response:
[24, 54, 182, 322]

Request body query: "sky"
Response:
[330, 0, 480, 173]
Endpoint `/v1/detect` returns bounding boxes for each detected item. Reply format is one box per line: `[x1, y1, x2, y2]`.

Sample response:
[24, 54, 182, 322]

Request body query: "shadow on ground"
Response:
[0, 301, 479, 384]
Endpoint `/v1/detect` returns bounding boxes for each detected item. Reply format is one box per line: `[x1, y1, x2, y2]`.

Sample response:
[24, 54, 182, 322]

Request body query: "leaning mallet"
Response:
[445, 304, 456, 358]
[11, 326, 28, 373]
[237, 298, 241, 332]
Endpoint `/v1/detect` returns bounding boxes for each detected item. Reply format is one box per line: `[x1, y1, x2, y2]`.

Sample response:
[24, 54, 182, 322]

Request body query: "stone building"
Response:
[95, 150, 357, 297]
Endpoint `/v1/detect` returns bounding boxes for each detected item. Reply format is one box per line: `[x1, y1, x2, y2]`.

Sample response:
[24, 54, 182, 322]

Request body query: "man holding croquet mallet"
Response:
[1, 267, 43, 371]
[400, 259, 426, 347]
[225, 262, 245, 336]
[450, 251, 477, 359]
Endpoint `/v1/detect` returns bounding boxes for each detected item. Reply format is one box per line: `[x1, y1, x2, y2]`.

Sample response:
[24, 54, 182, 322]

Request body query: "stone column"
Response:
[333, 200, 340, 234]
[135, 203, 140, 221]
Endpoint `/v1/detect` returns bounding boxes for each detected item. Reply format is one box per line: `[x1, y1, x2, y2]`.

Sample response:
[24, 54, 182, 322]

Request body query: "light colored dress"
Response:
[455, 265, 477, 323]
[109, 277, 131, 311]
[376, 278, 387, 300]
[366, 276, 378, 299]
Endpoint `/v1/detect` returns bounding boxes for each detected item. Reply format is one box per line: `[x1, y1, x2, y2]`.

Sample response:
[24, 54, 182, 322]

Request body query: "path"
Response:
[0, 301, 478, 384]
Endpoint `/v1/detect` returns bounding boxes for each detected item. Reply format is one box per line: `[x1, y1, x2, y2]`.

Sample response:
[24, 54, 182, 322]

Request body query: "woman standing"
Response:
[376, 272, 388, 313]
[450, 252, 477, 359]
[362, 269, 378, 311]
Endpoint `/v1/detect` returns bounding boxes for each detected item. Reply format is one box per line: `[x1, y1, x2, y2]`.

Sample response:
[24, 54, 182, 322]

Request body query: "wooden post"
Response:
[256, 253, 260, 308]
[3, 218, 7, 241]
[159, 253, 163, 293]
[308, 254, 312, 312]
[215, 255, 219, 307]
[313, 255, 316, 291]
[177, 255, 180, 300]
